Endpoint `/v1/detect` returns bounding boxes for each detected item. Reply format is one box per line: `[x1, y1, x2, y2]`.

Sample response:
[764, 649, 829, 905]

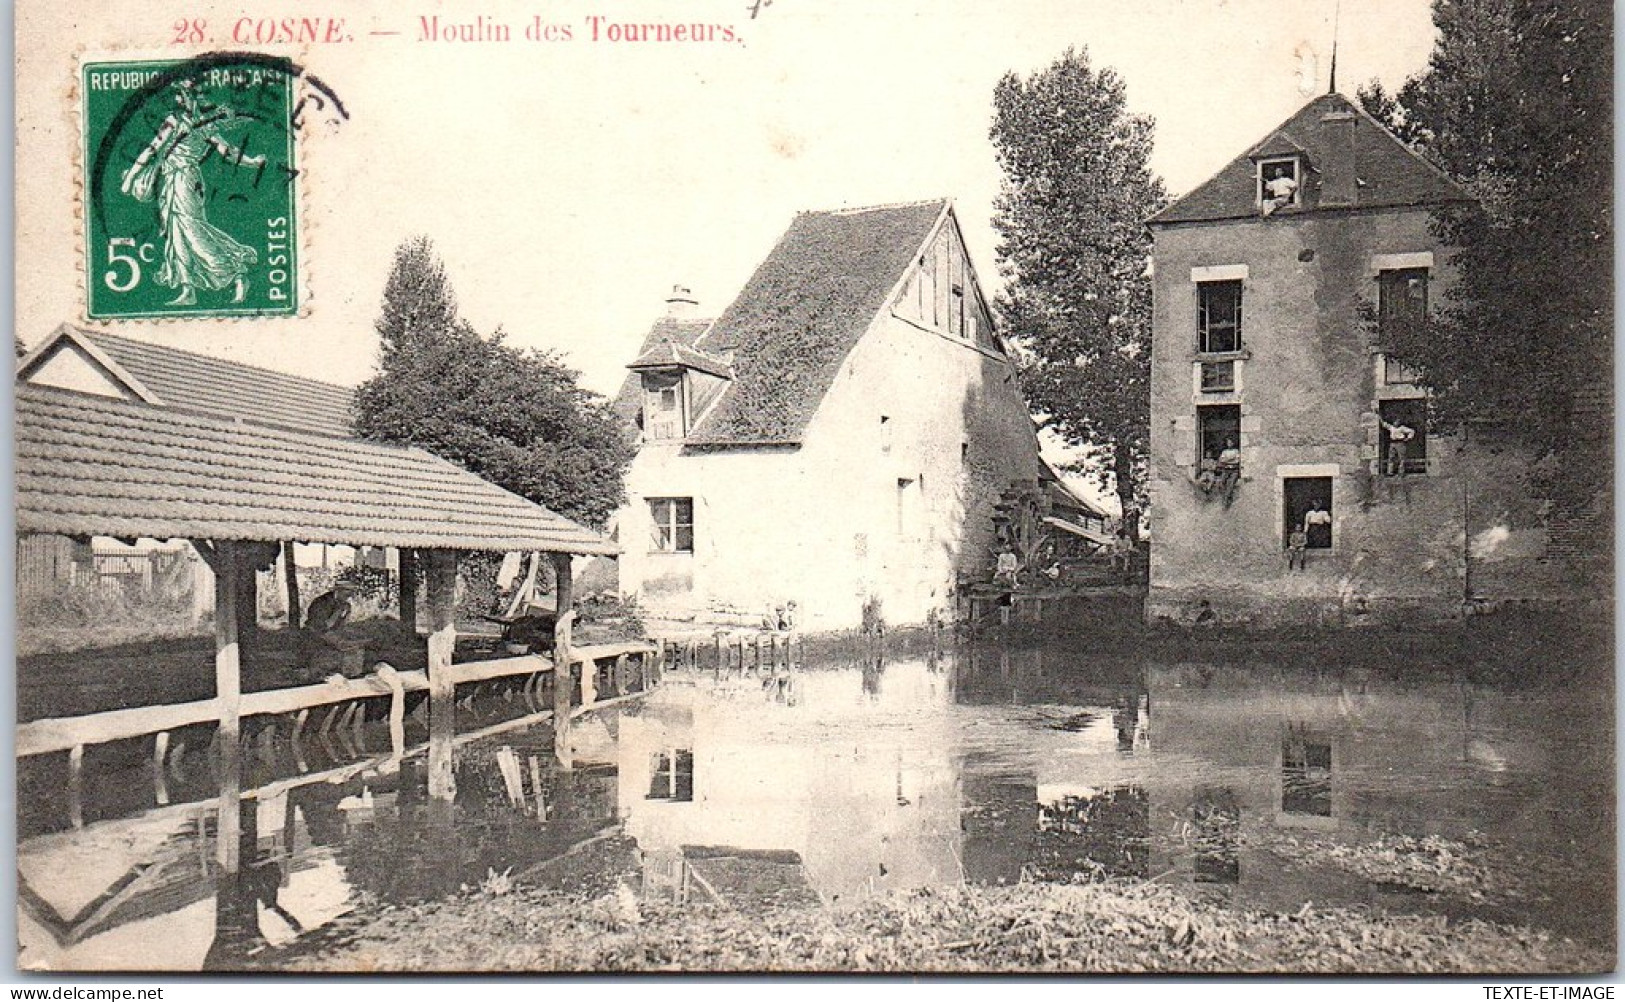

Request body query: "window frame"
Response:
[1196, 404, 1241, 467]
[1377, 399, 1429, 476]
[647, 497, 695, 554]
[1282, 476, 1334, 550]
[1258, 157, 1301, 209]
[1199, 359, 1237, 393]
[646, 748, 694, 801]
[641, 370, 687, 441]
[1377, 267, 1430, 345]
[1197, 280, 1244, 354]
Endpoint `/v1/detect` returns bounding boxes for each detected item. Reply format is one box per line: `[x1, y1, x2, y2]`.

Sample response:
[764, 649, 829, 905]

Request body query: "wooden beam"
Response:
[283, 542, 302, 630]
[190, 539, 220, 573]
[550, 551, 576, 767]
[232, 544, 259, 652]
[398, 548, 419, 638]
[15, 643, 651, 759]
[425, 549, 459, 801]
[214, 539, 242, 875]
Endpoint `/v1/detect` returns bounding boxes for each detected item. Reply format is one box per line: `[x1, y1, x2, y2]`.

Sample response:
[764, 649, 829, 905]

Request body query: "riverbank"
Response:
[274, 877, 1611, 974]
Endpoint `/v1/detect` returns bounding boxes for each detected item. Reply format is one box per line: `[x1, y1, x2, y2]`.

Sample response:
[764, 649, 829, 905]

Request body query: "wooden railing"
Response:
[16, 642, 658, 759]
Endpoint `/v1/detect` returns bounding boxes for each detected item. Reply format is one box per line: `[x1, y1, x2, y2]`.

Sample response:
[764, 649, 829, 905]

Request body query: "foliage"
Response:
[1357, 0, 1611, 478]
[356, 236, 635, 528]
[281, 877, 1609, 974]
[374, 235, 460, 356]
[990, 48, 1166, 532]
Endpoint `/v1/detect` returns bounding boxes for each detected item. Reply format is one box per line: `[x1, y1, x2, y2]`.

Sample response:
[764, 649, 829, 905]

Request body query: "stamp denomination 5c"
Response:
[82, 56, 299, 319]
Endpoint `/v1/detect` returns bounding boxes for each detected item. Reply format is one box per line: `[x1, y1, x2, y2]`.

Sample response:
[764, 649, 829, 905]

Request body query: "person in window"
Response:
[1261, 163, 1299, 216]
[1303, 501, 1333, 542]
[1215, 439, 1242, 508]
[994, 549, 1020, 588]
[1286, 523, 1308, 571]
[1196, 449, 1220, 494]
[1382, 419, 1416, 477]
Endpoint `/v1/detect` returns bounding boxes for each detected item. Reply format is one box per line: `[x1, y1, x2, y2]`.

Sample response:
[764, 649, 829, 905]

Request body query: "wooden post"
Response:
[528, 755, 546, 818]
[214, 539, 242, 874]
[153, 731, 170, 806]
[233, 545, 259, 652]
[580, 658, 598, 707]
[283, 542, 302, 630]
[550, 550, 575, 768]
[399, 548, 419, 638]
[426, 550, 459, 801]
[67, 744, 84, 829]
[380, 664, 407, 765]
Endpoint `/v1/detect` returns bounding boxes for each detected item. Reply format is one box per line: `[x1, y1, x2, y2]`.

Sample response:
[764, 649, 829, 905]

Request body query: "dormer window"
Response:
[642, 371, 686, 440]
[628, 338, 734, 443]
[1259, 157, 1300, 215]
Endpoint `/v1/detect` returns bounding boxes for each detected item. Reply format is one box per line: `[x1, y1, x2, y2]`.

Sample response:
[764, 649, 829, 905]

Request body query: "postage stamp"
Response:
[81, 55, 299, 319]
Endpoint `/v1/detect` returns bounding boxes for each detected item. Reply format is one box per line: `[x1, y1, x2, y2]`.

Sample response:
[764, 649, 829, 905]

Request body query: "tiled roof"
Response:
[628, 340, 734, 379]
[16, 383, 618, 554]
[23, 326, 357, 437]
[683, 199, 950, 447]
[1149, 93, 1472, 226]
[611, 316, 714, 428]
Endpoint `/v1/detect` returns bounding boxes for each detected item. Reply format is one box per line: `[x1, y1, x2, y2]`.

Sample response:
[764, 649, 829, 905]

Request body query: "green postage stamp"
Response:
[81, 57, 298, 319]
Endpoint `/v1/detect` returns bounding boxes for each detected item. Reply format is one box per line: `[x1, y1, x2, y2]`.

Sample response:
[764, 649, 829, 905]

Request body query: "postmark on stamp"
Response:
[81, 54, 319, 319]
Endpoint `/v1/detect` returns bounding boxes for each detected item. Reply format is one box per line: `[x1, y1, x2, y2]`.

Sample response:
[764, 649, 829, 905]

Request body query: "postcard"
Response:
[12, 0, 1614, 977]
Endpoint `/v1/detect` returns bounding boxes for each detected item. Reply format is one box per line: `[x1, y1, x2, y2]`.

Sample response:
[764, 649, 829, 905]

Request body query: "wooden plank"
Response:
[215, 540, 242, 875]
[67, 744, 84, 829]
[13, 643, 654, 760]
[282, 542, 301, 630]
[17, 670, 433, 757]
[152, 732, 170, 807]
[398, 547, 419, 637]
[426, 549, 459, 801]
[380, 664, 406, 763]
[551, 551, 575, 767]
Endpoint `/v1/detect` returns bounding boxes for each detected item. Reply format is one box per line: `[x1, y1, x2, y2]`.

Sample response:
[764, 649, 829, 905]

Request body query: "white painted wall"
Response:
[617, 308, 1041, 631]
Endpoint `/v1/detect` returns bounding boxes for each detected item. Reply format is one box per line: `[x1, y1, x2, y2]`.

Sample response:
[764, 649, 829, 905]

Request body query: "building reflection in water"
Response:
[1280, 725, 1334, 820]
[1191, 786, 1241, 885]
[18, 642, 1613, 966]
[619, 658, 963, 906]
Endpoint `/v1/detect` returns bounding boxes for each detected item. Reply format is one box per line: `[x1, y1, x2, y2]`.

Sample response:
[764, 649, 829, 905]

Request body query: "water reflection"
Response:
[16, 638, 1616, 969]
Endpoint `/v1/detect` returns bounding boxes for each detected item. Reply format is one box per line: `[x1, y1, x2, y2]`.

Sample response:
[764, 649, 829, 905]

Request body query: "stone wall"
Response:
[1146, 208, 1602, 627]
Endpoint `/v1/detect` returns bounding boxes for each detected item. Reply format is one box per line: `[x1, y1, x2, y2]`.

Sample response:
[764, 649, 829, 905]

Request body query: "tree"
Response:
[374, 234, 460, 356]
[1358, 0, 1611, 478]
[356, 237, 635, 528]
[990, 48, 1166, 535]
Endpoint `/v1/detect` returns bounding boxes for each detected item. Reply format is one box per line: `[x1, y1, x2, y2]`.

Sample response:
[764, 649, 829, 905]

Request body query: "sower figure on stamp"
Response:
[120, 79, 264, 306]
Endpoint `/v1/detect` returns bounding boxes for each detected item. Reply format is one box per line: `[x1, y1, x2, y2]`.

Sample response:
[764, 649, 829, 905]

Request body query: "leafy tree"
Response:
[1358, 0, 1611, 476]
[990, 47, 1166, 535]
[374, 234, 460, 355]
[356, 237, 635, 528]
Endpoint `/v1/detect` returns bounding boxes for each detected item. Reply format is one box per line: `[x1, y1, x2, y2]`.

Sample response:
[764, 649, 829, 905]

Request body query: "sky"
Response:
[17, 0, 1440, 403]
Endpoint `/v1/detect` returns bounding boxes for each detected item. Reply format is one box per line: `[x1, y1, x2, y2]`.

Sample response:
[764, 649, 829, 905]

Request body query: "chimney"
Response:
[1319, 109, 1358, 207]
[665, 284, 698, 319]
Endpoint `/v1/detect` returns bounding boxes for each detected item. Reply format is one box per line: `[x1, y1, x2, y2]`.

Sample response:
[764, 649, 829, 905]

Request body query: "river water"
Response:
[16, 634, 1615, 970]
